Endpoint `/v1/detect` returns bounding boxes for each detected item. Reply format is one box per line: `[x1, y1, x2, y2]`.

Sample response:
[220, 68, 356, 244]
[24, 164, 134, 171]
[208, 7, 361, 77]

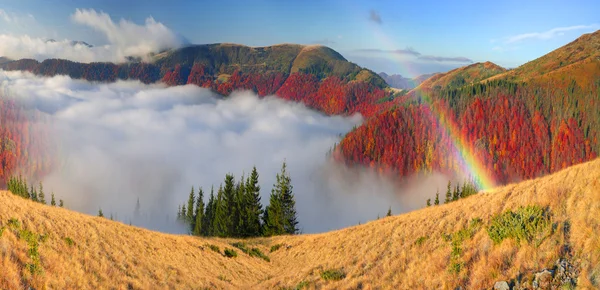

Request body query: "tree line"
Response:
[426, 180, 478, 207]
[7, 175, 64, 207]
[176, 162, 299, 238]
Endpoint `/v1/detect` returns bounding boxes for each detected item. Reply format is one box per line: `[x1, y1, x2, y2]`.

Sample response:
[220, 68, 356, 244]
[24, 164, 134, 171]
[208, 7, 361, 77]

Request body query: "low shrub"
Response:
[295, 280, 309, 289]
[487, 205, 551, 245]
[231, 242, 249, 254]
[321, 268, 346, 281]
[224, 248, 237, 258]
[414, 235, 429, 246]
[270, 243, 283, 252]
[207, 244, 221, 254]
[249, 247, 270, 262]
[8, 218, 20, 229]
[64, 237, 75, 247]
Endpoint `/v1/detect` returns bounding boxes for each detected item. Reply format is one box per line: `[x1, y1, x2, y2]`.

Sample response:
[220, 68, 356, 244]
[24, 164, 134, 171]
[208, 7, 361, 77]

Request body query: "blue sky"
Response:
[0, 0, 598, 77]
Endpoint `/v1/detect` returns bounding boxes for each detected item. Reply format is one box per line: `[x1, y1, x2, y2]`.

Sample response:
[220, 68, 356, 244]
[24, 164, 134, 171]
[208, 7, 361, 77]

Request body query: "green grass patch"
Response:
[231, 242, 270, 262]
[231, 242, 249, 253]
[9, 220, 45, 275]
[270, 243, 283, 252]
[207, 244, 221, 254]
[320, 268, 346, 281]
[447, 217, 483, 274]
[295, 280, 309, 289]
[8, 218, 20, 229]
[487, 205, 551, 245]
[64, 237, 75, 247]
[249, 247, 270, 262]
[224, 248, 237, 258]
[414, 235, 429, 246]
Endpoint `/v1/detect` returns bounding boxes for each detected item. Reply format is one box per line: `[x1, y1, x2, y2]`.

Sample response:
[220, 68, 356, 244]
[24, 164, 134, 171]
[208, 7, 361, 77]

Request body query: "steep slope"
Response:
[338, 31, 600, 185]
[2, 159, 600, 289]
[487, 29, 600, 87]
[414, 61, 506, 91]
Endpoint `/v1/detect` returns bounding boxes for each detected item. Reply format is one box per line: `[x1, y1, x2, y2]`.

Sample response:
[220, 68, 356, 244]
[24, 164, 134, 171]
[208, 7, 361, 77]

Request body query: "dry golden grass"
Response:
[484, 29, 600, 88]
[2, 158, 600, 289]
[413, 61, 506, 92]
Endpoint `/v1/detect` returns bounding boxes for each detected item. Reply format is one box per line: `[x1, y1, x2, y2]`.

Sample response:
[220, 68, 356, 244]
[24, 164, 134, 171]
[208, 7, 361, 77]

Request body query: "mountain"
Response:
[0, 43, 386, 88]
[0, 57, 12, 65]
[0, 43, 393, 117]
[378, 72, 436, 90]
[337, 31, 600, 186]
[413, 61, 506, 91]
[1, 158, 599, 289]
[487, 30, 600, 88]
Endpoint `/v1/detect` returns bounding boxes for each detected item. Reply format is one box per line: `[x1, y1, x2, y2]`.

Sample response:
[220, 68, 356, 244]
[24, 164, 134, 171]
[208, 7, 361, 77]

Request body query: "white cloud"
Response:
[0, 70, 454, 233]
[505, 24, 599, 43]
[0, 9, 185, 63]
[71, 9, 186, 58]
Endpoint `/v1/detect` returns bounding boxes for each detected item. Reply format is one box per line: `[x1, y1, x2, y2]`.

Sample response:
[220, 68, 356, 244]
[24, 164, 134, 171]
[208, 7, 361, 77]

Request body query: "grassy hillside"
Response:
[487, 29, 600, 88]
[414, 61, 506, 91]
[2, 159, 600, 289]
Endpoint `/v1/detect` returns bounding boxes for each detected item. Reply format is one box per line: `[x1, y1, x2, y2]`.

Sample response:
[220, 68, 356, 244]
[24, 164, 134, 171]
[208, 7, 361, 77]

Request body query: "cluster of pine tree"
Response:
[7, 175, 64, 207]
[176, 162, 298, 238]
[426, 180, 478, 207]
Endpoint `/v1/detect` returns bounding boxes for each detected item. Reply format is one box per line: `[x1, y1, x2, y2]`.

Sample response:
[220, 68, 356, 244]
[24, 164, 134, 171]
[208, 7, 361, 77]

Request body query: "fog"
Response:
[0, 70, 452, 233]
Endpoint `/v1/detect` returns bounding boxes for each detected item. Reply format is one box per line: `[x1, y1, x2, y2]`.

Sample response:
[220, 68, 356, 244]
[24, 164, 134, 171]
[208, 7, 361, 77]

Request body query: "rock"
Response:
[493, 281, 510, 290]
[533, 269, 553, 288]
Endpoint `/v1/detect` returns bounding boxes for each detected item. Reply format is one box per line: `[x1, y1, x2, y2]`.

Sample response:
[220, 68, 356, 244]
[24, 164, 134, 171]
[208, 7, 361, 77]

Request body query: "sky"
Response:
[1, 0, 598, 76]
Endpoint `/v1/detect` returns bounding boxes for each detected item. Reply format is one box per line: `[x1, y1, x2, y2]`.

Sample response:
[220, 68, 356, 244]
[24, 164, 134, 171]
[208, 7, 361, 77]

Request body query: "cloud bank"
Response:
[354, 47, 473, 64]
[0, 70, 448, 233]
[0, 9, 186, 63]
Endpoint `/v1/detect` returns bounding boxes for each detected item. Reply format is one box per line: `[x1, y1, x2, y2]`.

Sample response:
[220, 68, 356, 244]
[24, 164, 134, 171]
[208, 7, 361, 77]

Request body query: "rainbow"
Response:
[366, 25, 497, 191]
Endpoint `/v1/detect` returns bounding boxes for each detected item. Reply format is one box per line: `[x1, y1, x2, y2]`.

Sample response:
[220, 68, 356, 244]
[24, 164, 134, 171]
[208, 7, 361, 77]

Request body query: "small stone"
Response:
[533, 270, 554, 288]
[493, 281, 510, 290]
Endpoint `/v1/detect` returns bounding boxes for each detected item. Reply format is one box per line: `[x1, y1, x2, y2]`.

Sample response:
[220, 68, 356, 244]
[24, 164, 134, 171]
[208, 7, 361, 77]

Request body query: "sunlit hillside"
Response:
[1, 159, 599, 289]
[486, 30, 600, 88]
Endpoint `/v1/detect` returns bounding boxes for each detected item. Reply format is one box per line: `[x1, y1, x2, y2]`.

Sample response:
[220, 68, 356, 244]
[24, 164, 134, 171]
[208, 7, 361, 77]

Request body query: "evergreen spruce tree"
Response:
[386, 206, 392, 217]
[135, 197, 141, 218]
[181, 204, 187, 223]
[453, 184, 460, 201]
[59, 199, 64, 207]
[221, 174, 236, 236]
[186, 187, 195, 224]
[30, 185, 37, 202]
[232, 175, 245, 237]
[212, 185, 228, 237]
[263, 190, 284, 236]
[38, 182, 45, 204]
[193, 187, 205, 236]
[202, 187, 215, 236]
[98, 208, 104, 217]
[434, 190, 440, 205]
[244, 166, 263, 237]
[426, 199, 431, 207]
[177, 205, 182, 220]
[273, 162, 298, 235]
[50, 192, 56, 206]
[445, 181, 452, 204]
